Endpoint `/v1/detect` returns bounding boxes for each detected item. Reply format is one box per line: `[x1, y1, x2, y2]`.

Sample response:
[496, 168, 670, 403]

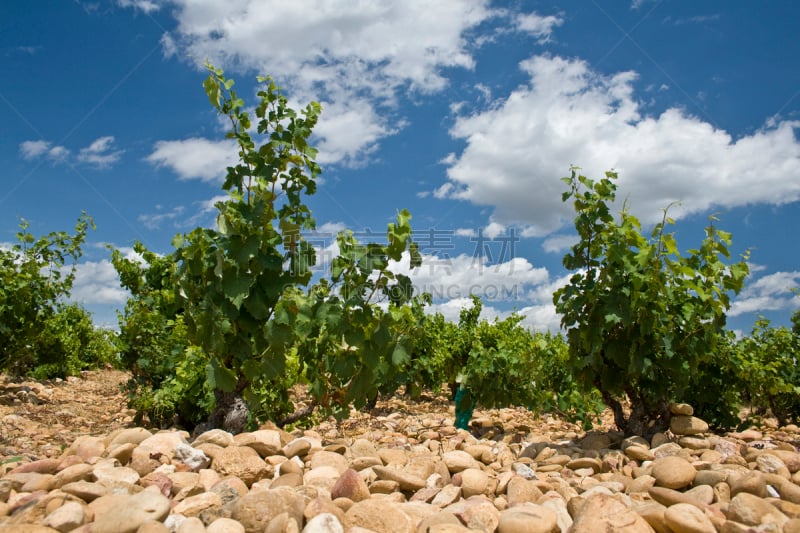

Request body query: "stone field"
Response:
[1, 370, 800, 532]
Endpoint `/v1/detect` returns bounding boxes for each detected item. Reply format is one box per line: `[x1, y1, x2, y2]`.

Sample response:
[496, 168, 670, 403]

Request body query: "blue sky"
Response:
[1, 1, 798, 334]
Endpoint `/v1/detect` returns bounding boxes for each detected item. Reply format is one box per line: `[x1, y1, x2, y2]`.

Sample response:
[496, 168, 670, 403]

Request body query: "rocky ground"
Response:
[1, 370, 800, 532]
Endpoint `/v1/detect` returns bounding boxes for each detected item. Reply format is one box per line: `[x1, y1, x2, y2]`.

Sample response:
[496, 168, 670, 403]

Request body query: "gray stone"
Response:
[175, 443, 211, 471]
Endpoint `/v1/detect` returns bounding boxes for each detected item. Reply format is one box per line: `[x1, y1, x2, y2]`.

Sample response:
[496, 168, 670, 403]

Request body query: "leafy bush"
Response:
[527, 332, 605, 430]
[734, 317, 800, 424]
[682, 330, 745, 430]
[268, 213, 423, 421]
[554, 168, 749, 436]
[111, 242, 211, 427]
[399, 296, 603, 429]
[0, 213, 117, 377]
[30, 303, 119, 379]
[686, 314, 800, 429]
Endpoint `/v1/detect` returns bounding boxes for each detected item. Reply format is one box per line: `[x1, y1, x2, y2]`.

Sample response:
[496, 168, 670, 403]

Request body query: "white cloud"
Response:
[160, 0, 501, 165]
[316, 221, 347, 235]
[19, 140, 70, 162]
[47, 146, 70, 162]
[542, 234, 577, 254]
[21, 137, 121, 167]
[515, 303, 562, 333]
[455, 228, 477, 238]
[146, 138, 239, 182]
[729, 271, 800, 317]
[116, 0, 160, 13]
[386, 249, 559, 329]
[442, 55, 800, 236]
[311, 98, 396, 166]
[482, 221, 506, 239]
[71, 260, 130, 306]
[19, 140, 50, 159]
[392, 252, 568, 332]
[514, 12, 563, 43]
[76, 136, 123, 168]
[15, 45, 41, 55]
[137, 205, 185, 230]
[631, 0, 655, 9]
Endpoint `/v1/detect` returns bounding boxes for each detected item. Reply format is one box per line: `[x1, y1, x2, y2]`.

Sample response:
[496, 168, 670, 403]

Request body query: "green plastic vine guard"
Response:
[454, 386, 475, 430]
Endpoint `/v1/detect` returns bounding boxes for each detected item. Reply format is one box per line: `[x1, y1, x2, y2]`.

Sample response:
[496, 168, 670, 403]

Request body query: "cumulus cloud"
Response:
[137, 205, 185, 230]
[514, 12, 563, 43]
[385, 249, 560, 330]
[156, 0, 514, 165]
[729, 271, 800, 317]
[310, 98, 397, 166]
[116, 0, 160, 13]
[20, 136, 122, 167]
[71, 260, 130, 305]
[77, 136, 123, 168]
[146, 138, 239, 182]
[481, 221, 507, 240]
[542, 234, 578, 254]
[441, 55, 800, 236]
[19, 140, 70, 163]
[316, 221, 347, 235]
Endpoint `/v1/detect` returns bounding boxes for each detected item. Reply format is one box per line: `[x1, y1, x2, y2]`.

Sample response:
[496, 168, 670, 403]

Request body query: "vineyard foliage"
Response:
[554, 168, 751, 435]
[0, 214, 117, 378]
[111, 242, 210, 427]
[103, 64, 607, 432]
[3, 66, 799, 437]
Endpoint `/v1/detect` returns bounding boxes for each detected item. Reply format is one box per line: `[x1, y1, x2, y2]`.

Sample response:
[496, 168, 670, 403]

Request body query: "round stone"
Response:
[651, 455, 696, 489]
[664, 503, 716, 533]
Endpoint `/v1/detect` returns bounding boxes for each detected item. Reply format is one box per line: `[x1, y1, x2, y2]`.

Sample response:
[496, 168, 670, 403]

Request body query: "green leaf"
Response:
[391, 342, 409, 367]
[203, 76, 221, 110]
[222, 273, 252, 309]
[208, 360, 237, 393]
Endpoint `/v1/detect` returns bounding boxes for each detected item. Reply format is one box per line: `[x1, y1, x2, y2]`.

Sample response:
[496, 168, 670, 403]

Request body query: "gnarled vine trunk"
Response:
[208, 376, 250, 434]
[601, 388, 671, 438]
